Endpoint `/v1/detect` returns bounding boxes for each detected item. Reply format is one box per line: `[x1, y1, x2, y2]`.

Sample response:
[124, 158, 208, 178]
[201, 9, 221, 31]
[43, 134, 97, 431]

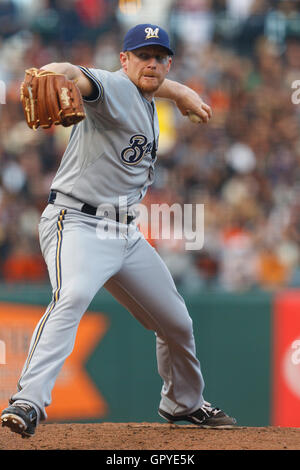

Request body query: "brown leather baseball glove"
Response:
[20, 68, 86, 130]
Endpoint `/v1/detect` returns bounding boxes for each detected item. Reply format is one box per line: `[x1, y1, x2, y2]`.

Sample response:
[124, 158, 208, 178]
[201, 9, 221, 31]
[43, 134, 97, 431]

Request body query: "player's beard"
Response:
[138, 74, 161, 94]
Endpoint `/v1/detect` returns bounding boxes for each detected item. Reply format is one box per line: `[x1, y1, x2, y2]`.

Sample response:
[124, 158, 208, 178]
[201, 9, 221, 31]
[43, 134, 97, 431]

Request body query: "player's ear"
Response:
[166, 56, 172, 73]
[120, 52, 129, 71]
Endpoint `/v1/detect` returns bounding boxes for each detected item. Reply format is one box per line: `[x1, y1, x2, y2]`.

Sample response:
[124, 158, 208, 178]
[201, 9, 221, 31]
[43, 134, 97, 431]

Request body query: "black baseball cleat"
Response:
[1, 403, 37, 438]
[158, 401, 237, 428]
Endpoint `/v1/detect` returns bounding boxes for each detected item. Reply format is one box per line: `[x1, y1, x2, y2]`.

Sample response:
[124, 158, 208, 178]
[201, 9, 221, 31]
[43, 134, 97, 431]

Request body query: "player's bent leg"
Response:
[105, 235, 204, 415]
[105, 232, 236, 427]
[105, 276, 204, 416]
[3, 208, 127, 435]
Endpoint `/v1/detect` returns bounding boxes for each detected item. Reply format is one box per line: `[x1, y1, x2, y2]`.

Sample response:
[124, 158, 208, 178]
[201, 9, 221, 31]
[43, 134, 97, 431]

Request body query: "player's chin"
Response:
[140, 77, 160, 92]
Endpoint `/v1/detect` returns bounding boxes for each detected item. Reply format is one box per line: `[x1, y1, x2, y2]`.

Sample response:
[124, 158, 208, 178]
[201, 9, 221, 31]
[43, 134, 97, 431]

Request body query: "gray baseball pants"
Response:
[11, 203, 205, 420]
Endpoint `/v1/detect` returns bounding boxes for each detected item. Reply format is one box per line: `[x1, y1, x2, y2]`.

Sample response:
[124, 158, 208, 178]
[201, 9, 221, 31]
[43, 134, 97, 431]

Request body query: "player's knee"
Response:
[164, 314, 194, 342]
[59, 282, 93, 313]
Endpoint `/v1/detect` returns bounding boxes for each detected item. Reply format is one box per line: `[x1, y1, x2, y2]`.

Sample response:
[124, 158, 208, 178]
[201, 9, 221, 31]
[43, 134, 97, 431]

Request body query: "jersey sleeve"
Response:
[78, 66, 105, 104]
[77, 66, 137, 123]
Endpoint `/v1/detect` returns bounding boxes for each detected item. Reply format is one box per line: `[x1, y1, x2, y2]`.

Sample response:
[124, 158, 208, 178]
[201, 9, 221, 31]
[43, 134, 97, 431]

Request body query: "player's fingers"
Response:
[197, 107, 210, 123]
[203, 103, 212, 119]
[192, 104, 212, 123]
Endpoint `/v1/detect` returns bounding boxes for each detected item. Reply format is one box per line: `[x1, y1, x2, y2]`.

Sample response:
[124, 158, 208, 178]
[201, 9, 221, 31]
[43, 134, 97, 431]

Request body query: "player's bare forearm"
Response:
[155, 79, 212, 123]
[40, 62, 94, 98]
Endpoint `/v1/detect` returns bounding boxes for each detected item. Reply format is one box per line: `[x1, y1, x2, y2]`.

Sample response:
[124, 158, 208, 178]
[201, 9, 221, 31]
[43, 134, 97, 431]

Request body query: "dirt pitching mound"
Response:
[1, 423, 300, 450]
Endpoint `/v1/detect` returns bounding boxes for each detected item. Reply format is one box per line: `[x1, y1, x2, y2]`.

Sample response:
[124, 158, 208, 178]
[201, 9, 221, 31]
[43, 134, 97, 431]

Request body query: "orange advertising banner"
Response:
[0, 302, 108, 420]
[272, 290, 300, 426]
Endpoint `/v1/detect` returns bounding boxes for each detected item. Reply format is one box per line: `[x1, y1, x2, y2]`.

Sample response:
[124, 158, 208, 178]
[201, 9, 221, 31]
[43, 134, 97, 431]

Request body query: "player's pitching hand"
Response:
[175, 89, 212, 124]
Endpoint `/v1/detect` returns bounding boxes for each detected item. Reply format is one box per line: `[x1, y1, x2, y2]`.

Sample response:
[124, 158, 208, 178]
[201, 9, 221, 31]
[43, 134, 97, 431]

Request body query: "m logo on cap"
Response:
[145, 27, 159, 39]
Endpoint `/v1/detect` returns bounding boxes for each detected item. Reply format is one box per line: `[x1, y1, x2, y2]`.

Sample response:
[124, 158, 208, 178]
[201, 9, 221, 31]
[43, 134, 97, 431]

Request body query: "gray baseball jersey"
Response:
[51, 67, 160, 209]
[10, 65, 205, 423]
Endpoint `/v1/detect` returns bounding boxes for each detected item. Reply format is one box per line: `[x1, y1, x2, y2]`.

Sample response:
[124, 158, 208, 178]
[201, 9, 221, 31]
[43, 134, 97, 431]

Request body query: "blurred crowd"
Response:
[0, 0, 299, 292]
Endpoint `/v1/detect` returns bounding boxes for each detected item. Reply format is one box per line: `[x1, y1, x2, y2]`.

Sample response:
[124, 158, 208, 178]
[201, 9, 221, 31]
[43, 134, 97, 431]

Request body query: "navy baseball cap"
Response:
[123, 24, 174, 56]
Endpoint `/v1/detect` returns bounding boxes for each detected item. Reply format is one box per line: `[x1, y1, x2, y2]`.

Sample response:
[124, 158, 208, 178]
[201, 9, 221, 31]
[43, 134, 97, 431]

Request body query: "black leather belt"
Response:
[48, 190, 134, 224]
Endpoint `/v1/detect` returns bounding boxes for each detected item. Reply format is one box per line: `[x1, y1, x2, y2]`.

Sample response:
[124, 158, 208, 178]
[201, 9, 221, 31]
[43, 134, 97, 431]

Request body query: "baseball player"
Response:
[1, 24, 236, 438]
